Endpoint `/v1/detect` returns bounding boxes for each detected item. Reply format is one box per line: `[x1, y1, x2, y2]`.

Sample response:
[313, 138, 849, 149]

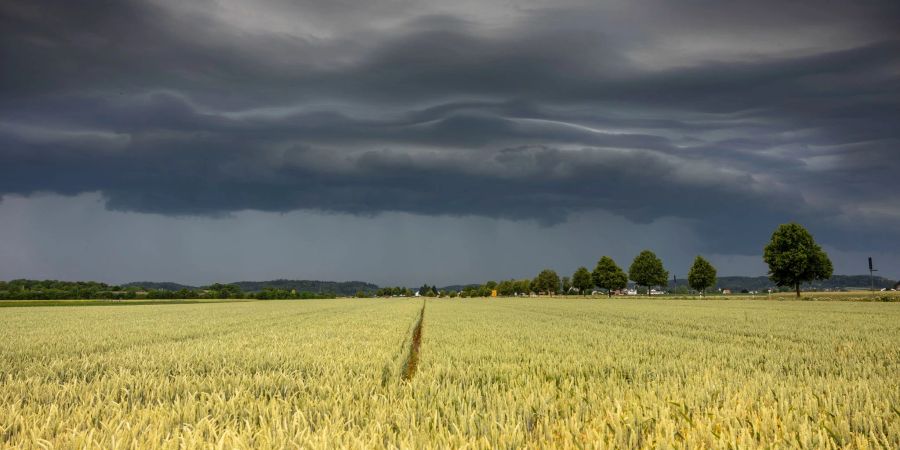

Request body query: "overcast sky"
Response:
[2, 0, 899, 286]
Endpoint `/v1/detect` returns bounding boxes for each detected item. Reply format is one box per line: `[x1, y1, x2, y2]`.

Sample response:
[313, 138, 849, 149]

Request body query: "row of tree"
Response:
[525, 250, 717, 297]
[253, 288, 336, 299]
[0, 280, 335, 300]
[422, 223, 832, 299]
[385, 252, 715, 299]
[372, 286, 416, 297]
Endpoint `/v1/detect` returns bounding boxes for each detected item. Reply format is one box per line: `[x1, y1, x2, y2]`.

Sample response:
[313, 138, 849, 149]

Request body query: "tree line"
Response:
[404, 251, 715, 298]
[424, 250, 718, 298]
[396, 222, 833, 299]
[0, 280, 335, 300]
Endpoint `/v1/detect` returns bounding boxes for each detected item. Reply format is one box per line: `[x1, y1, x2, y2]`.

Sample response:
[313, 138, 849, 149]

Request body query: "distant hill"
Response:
[123, 279, 379, 296]
[123, 281, 197, 291]
[231, 280, 378, 296]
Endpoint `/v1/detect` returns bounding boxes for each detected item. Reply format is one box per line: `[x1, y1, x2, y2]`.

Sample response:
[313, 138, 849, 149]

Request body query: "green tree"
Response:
[514, 279, 531, 296]
[763, 223, 833, 297]
[497, 280, 515, 296]
[592, 256, 628, 297]
[561, 276, 572, 295]
[534, 269, 560, 296]
[687, 255, 717, 296]
[205, 283, 243, 299]
[628, 250, 669, 295]
[571, 267, 593, 295]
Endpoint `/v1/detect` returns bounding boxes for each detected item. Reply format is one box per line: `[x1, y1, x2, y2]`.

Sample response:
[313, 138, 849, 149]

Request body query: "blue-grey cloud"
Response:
[2, 0, 899, 260]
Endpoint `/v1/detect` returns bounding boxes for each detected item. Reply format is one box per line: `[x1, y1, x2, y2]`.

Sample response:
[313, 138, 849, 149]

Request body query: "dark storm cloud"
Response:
[2, 0, 900, 255]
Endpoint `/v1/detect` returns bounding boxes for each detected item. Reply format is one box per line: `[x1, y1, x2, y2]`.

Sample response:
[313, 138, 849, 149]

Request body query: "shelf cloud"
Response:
[2, 0, 899, 281]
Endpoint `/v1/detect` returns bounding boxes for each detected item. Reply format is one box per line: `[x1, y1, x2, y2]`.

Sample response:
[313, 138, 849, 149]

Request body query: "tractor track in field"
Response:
[401, 301, 426, 381]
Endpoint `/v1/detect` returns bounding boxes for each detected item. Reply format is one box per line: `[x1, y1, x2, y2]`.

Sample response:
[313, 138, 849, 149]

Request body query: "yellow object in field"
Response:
[491, 290, 498, 297]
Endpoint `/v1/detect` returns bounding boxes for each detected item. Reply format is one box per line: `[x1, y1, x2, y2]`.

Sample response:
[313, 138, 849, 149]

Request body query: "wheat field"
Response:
[1, 298, 898, 448]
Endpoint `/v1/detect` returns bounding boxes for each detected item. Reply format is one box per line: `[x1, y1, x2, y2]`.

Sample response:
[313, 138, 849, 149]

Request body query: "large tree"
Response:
[687, 255, 717, 296]
[592, 256, 628, 297]
[628, 250, 669, 295]
[763, 223, 833, 297]
[572, 266, 593, 295]
[534, 269, 560, 296]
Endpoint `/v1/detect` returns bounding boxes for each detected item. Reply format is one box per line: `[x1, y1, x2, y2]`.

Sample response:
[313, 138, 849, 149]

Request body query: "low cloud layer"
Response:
[2, 0, 900, 267]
